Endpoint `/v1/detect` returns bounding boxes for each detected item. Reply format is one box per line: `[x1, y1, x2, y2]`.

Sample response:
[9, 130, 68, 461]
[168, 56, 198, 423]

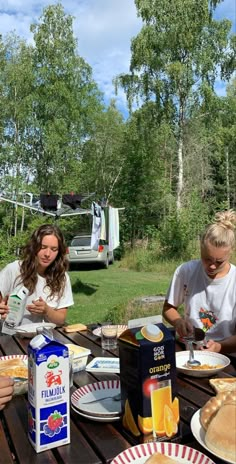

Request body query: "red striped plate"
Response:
[0, 354, 28, 363]
[111, 442, 215, 464]
[71, 380, 121, 417]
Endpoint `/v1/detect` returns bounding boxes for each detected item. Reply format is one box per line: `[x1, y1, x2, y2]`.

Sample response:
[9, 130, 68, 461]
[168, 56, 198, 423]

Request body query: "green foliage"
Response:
[159, 192, 210, 259]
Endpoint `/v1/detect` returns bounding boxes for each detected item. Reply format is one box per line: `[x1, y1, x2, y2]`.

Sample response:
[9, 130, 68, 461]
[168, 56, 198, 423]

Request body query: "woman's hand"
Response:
[0, 293, 9, 320]
[0, 376, 14, 410]
[27, 297, 67, 326]
[26, 296, 49, 317]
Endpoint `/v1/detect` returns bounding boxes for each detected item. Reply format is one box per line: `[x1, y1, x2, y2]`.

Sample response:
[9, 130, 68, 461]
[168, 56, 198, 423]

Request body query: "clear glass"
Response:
[101, 324, 118, 350]
[69, 350, 74, 387]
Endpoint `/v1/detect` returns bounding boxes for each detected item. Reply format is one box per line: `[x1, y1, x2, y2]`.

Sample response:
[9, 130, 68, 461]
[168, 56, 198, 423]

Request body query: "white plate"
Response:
[191, 409, 234, 464]
[71, 404, 121, 422]
[86, 357, 120, 373]
[92, 325, 127, 337]
[71, 380, 121, 416]
[176, 351, 230, 377]
[15, 322, 56, 337]
[111, 442, 216, 464]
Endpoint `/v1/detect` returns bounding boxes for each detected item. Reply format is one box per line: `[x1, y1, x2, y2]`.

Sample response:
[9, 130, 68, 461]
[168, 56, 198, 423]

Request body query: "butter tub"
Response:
[65, 344, 91, 372]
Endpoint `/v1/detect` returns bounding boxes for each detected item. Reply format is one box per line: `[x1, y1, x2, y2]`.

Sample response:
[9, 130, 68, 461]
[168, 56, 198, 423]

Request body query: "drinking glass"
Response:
[101, 324, 118, 350]
[69, 350, 74, 387]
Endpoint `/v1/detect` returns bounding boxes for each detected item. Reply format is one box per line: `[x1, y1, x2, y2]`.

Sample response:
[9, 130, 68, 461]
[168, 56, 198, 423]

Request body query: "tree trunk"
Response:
[176, 128, 184, 211]
[225, 146, 230, 208]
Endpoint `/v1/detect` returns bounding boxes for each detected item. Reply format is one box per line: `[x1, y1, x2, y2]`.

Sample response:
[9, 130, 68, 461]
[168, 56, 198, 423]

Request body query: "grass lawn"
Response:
[67, 261, 178, 325]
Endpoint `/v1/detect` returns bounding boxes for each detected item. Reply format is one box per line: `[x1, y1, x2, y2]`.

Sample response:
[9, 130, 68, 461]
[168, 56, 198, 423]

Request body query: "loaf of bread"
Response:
[209, 377, 236, 393]
[63, 323, 87, 333]
[200, 391, 236, 462]
[145, 452, 178, 463]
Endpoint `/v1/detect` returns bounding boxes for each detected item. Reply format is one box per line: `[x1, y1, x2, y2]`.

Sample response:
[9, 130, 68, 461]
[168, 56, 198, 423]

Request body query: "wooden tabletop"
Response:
[0, 327, 235, 464]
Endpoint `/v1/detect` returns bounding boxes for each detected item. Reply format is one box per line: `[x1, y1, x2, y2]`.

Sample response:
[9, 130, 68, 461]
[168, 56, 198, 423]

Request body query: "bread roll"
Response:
[200, 391, 236, 462]
[145, 452, 178, 463]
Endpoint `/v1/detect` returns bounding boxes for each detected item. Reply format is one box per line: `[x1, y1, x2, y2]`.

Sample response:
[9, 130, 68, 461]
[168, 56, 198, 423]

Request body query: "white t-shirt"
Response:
[166, 259, 236, 340]
[0, 260, 74, 325]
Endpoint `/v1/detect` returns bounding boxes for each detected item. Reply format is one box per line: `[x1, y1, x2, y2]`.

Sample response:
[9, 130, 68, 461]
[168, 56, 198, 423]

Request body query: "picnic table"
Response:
[0, 326, 235, 464]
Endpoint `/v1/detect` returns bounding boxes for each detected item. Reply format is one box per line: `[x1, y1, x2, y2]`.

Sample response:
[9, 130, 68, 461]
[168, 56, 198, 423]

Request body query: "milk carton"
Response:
[28, 334, 70, 452]
[1, 286, 29, 335]
[119, 322, 180, 444]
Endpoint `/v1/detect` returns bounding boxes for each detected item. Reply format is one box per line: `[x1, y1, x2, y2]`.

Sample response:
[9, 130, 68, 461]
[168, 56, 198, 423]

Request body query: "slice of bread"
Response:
[145, 452, 178, 463]
[63, 323, 87, 333]
[209, 377, 236, 393]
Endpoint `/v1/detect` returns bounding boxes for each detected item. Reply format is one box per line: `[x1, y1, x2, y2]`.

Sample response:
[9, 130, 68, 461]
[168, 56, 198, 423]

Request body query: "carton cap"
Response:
[30, 334, 47, 349]
[141, 323, 164, 342]
[145, 324, 161, 337]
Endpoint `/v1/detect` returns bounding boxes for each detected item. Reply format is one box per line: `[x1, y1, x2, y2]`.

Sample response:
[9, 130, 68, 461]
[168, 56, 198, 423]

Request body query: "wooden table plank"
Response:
[0, 416, 15, 464]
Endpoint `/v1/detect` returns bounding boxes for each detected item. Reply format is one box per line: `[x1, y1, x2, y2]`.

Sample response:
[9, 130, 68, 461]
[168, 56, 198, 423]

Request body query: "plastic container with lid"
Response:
[65, 344, 91, 372]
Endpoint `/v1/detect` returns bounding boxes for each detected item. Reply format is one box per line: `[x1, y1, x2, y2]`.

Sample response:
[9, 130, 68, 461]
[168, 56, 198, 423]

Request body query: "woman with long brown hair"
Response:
[0, 224, 73, 326]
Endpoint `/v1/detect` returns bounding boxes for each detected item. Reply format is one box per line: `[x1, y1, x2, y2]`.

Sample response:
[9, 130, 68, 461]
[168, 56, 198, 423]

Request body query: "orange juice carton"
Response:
[28, 334, 70, 452]
[119, 319, 180, 444]
[1, 286, 29, 335]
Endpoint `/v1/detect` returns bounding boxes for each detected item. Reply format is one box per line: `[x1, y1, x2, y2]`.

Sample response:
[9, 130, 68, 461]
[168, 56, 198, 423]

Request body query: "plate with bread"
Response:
[191, 386, 236, 463]
[176, 351, 230, 377]
[0, 355, 28, 395]
[111, 442, 215, 464]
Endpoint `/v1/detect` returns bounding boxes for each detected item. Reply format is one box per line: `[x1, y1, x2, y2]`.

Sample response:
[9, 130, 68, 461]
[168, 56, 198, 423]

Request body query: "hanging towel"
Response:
[100, 210, 106, 241]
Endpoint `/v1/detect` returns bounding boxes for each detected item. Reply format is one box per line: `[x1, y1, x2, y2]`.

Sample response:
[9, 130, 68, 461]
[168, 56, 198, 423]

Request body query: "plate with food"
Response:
[191, 390, 236, 464]
[0, 355, 28, 395]
[111, 442, 215, 464]
[15, 322, 56, 338]
[92, 325, 127, 338]
[175, 351, 230, 377]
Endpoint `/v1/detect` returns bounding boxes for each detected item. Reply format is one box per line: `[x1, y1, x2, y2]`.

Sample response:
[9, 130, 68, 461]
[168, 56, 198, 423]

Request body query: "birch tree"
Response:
[116, 0, 235, 210]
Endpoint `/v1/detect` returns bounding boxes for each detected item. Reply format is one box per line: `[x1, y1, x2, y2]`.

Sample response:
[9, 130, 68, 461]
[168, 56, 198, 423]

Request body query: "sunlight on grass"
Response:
[67, 259, 179, 325]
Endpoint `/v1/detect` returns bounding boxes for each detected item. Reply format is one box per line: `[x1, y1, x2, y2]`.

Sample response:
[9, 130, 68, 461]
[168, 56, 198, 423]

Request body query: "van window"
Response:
[71, 236, 91, 247]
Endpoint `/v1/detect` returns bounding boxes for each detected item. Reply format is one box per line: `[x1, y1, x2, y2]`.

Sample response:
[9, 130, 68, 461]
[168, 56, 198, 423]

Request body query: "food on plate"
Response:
[145, 451, 178, 463]
[63, 323, 87, 333]
[184, 363, 223, 370]
[0, 358, 28, 379]
[200, 391, 236, 462]
[209, 377, 236, 393]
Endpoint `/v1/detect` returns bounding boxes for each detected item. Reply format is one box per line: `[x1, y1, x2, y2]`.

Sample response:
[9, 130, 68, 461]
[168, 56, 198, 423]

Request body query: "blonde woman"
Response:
[162, 210, 236, 353]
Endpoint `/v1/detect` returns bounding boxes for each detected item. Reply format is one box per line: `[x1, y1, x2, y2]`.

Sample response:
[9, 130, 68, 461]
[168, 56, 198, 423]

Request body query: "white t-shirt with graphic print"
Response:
[166, 259, 236, 340]
[0, 260, 74, 325]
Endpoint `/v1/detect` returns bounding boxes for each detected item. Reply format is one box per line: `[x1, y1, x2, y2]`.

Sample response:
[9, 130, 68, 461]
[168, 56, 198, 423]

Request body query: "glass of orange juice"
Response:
[151, 379, 172, 438]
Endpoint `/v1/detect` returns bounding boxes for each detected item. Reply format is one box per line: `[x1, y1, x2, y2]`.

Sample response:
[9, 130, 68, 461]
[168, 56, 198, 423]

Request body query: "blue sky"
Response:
[0, 0, 235, 117]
